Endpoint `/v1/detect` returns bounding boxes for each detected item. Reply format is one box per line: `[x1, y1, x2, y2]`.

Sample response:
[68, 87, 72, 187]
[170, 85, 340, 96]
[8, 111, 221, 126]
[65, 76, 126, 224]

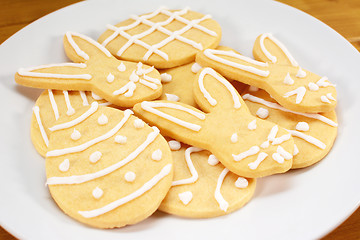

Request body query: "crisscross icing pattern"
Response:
[101, 7, 217, 61]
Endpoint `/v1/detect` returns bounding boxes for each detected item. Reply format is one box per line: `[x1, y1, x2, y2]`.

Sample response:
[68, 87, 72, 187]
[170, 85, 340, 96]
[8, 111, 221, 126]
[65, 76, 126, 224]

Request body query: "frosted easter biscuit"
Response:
[31, 90, 118, 157]
[134, 67, 294, 178]
[45, 105, 173, 228]
[15, 32, 162, 107]
[242, 88, 337, 169]
[159, 142, 256, 217]
[98, 7, 221, 69]
[196, 34, 337, 113]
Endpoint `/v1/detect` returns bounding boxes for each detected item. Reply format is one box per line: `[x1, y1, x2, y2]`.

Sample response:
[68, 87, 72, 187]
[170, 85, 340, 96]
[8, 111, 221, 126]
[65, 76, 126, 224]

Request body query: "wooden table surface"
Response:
[0, 0, 359, 239]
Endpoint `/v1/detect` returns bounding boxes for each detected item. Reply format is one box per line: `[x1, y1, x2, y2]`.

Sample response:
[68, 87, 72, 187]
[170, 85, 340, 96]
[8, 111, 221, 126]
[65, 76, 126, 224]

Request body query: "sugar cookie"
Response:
[45, 105, 173, 228]
[98, 7, 221, 69]
[15, 32, 162, 107]
[196, 34, 337, 113]
[159, 142, 255, 217]
[134, 67, 294, 178]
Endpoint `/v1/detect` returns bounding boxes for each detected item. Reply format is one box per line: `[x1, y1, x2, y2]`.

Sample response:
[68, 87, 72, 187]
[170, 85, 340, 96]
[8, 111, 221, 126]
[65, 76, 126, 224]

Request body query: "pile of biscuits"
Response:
[15, 7, 338, 229]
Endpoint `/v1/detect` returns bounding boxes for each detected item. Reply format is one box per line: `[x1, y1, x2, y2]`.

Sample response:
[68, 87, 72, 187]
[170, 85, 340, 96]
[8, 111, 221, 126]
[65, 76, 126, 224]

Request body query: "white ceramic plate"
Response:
[0, 0, 359, 239]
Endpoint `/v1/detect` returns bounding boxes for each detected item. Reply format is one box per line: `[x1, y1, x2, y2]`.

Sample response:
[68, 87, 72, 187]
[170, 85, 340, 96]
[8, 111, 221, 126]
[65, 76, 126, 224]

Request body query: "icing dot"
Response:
[90, 151, 102, 163]
[91, 92, 103, 100]
[151, 149, 162, 161]
[115, 135, 127, 144]
[59, 159, 70, 172]
[272, 152, 285, 163]
[107, 73, 115, 83]
[256, 107, 269, 119]
[235, 177, 248, 188]
[248, 119, 257, 130]
[118, 62, 126, 72]
[308, 82, 319, 91]
[92, 187, 103, 199]
[191, 63, 202, 73]
[296, 67, 306, 78]
[168, 140, 181, 150]
[98, 114, 108, 125]
[165, 93, 180, 102]
[249, 86, 259, 92]
[160, 73, 172, 82]
[71, 129, 81, 140]
[134, 119, 145, 128]
[293, 144, 299, 156]
[231, 133, 238, 143]
[321, 95, 331, 103]
[124, 171, 136, 182]
[130, 71, 139, 82]
[208, 154, 219, 166]
[326, 93, 336, 101]
[178, 191, 193, 205]
[260, 140, 270, 149]
[296, 122, 309, 131]
[284, 73, 294, 85]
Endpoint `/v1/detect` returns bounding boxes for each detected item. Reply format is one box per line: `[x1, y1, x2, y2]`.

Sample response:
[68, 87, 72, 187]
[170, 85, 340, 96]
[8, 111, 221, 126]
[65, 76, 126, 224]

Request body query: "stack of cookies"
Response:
[14, 7, 338, 228]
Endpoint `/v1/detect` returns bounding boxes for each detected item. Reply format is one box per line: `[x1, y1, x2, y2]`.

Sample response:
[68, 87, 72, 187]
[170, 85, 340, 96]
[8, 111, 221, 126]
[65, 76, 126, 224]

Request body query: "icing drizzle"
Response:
[172, 147, 202, 186]
[214, 168, 229, 212]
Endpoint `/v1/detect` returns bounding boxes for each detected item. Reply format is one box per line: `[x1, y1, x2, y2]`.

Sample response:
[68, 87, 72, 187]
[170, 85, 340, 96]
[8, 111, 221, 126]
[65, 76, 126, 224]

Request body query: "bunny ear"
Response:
[253, 33, 298, 67]
[15, 63, 92, 90]
[133, 100, 206, 145]
[64, 32, 114, 63]
[193, 67, 245, 113]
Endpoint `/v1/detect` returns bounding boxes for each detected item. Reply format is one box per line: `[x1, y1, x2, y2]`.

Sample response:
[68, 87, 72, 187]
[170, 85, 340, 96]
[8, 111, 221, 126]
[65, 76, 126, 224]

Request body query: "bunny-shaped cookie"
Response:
[15, 32, 162, 107]
[196, 33, 337, 113]
[134, 67, 294, 178]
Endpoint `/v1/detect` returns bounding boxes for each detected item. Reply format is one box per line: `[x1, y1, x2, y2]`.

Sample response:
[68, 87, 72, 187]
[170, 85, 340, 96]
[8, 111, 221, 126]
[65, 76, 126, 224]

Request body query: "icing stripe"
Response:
[214, 168, 229, 212]
[139, 79, 158, 90]
[48, 89, 59, 120]
[248, 152, 268, 170]
[63, 91, 75, 115]
[46, 109, 133, 157]
[78, 163, 172, 218]
[33, 106, 49, 147]
[242, 94, 338, 127]
[198, 67, 241, 109]
[47, 127, 160, 185]
[49, 102, 99, 131]
[272, 133, 291, 145]
[288, 130, 326, 149]
[79, 91, 89, 106]
[232, 146, 260, 161]
[141, 101, 205, 131]
[259, 33, 299, 67]
[284, 86, 306, 104]
[172, 147, 202, 186]
[203, 49, 270, 77]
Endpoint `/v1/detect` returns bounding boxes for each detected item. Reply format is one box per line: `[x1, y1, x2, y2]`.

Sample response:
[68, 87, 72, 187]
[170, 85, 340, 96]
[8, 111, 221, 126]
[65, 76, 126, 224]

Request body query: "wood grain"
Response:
[0, 0, 359, 239]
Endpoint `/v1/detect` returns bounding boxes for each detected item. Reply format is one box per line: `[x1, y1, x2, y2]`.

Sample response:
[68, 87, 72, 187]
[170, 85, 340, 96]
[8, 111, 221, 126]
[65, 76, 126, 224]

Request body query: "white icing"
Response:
[89, 151, 102, 163]
[115, 135, 127, 144]
[107, 73, 115, 83]
[141, 101, 205, 131]
[63, 91, 75, 116]
[248, 119, 257, 130]
[118, 62, 126, 72]
[256, 107, 269, 119]
[168, 140, 181, 150]
[151, 149, 162, 161]
[33, 106, 49, 147]
[78, 164, 172, 218]
[203, 49, 270, 77]
[59, 159, 70, 172]
[91, 92, 103, 101]
[46, 127, 159, 185]
[215, 168, 229, 212]
[97, 114, 108, 125]
[191, 63, 202, 73]
[235, 177, 248, 188]
[178, 191, 193, 205]
[198, 67, 241, 109]
[259, 33, 299, 67]
[124, 171, 136, 182]
[47, 109, 133, 157]
[272, 153, 284, 164]
[79, 91, 89, 106]
[49, 102, 99, 131]
[272, 133, 291, 145]
[277, 146, 293, 160]
[142, 74, 161, 84]
[260, 140, 270, 149]
[296, 122, 309, 131]
[242, 94, 338, 127]
[231, 133, 238, 143]
[172, 147, 202, 186]
[139, 79, 158, 90]
[232, 146, 260, 161]
[71, 129, 81, 140]
[296, 67, 307, 78]
[92, 187, 103, 199]
[48, 89, 59, 120]
[248, 152, 268, 170]
[165, 93, 180, 102]
[134, 119, 145, 128]
[308, 82, 319, 91]
[293, 144, 299, 156]
[129, 71, 139, 82]
[267, 125, 279, 142]
[208, 154, 219, 166]
[284, 86, 306, 104]
[316, 76, 335, 87]
[249, 86, 259, 92]
[284, 73, 294, 85]
[321, 95, 331, 103]
[288, 130, 326, 149]
[326, 93, 336, 101]
[160, 73, 172, 83]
